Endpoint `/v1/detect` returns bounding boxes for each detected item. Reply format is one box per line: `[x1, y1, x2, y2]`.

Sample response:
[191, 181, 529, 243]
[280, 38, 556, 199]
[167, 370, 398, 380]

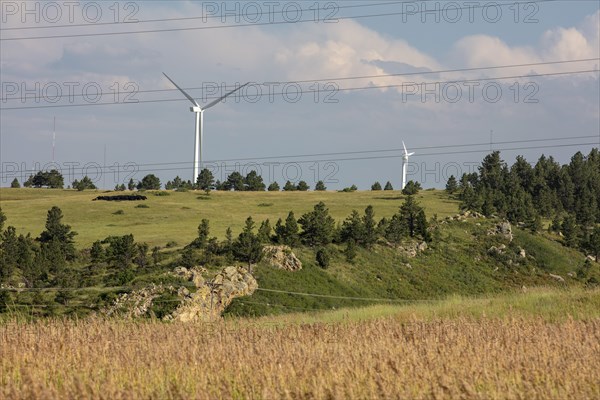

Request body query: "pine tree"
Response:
[245, 171, 266, 191]
[195, 219, 210, 248]
[315, 181, 326, 191]
[561, 215, 580, 248]
[128, 178, 136, 191]
[268, 182, 280, 191]
[257, 219, 272, 243]
[227, 172, 246, 191]
[297, 181, 310, 191]
[234, 217, 264, 272]
[197, 169, 215, 192]
[135, 243, 149, 268]
[0, 207, 6, 232]
[90, 241, 104, 264]
[38, 206, 77, 261]
[10, 178, 20, 188]
[402, 181, 421, 195]
[384, 181, 393, 191]
[283, 181, 297, 191]
[445, 175, 458, 194]
[362, 205, 378, 248]
[371, 182, 382, 191]
[299, 202, 336, 246]
[344, 240, 357, 263]
[341, 210, 364, 244]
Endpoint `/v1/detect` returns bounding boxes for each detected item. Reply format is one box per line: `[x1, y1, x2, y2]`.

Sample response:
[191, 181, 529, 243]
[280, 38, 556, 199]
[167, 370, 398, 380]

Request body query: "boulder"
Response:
[263, 245, 302, 271]
[488, 221, 513, 242]
[171, 266, 257, 322]
[586, 255, 597, 263]
[549, 273, 565, 283]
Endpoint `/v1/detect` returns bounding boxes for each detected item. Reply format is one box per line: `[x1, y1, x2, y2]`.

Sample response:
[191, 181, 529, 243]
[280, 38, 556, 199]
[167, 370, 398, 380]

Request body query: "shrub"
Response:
[316, 247, 331, 269]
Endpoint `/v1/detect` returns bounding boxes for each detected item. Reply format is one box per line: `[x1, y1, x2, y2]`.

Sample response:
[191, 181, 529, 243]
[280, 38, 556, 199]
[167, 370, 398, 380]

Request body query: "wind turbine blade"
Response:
[402, 141, 407, 155]
[162, 72, 199, 107]
[202, 82, 250, 110]
[408, 152, 415, 157]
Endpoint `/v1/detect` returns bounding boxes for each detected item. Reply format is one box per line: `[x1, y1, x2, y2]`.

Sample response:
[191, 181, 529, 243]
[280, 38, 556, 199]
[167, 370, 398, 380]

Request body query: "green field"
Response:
[0, 188, 459, 248]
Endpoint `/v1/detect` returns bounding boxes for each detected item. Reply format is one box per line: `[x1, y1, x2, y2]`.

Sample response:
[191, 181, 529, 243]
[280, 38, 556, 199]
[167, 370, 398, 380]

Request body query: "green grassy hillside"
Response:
[1, 187, 597, 319]
[0, 188, 458, 248]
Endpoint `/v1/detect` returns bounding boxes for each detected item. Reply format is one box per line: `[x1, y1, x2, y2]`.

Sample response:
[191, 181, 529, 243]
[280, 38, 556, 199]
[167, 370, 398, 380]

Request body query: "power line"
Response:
[3, 58, 597, 104]
[3, 68, 598, 111]
[0, 1, 415, 31]
[0, 0, 558, 41]
[1, 136, 596, 177]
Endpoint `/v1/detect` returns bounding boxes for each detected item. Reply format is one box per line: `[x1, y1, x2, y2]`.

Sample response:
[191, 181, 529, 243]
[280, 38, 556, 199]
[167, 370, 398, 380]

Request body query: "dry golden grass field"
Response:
[2, 288, 599, 400]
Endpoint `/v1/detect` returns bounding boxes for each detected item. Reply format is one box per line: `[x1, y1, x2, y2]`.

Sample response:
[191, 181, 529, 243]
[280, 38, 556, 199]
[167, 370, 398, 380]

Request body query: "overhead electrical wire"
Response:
[1, 140, 596, 178]
[3, 68, 598, 111]
[0, 0, 558, 41]
[2, 58, 597, 104]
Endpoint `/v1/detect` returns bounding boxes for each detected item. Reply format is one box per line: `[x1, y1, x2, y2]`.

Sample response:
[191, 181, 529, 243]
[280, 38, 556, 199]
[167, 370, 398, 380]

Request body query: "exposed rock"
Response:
[104, 284, 179, 319]
[567, 272, 576, 278]
[394, 241, 429, 258]
[172, 266, 206, 287]
[417, 242, 428, 252]
[262, 245, 302, 271]
[487, 221, 513, 242]
[518, 247, 527, 259]
[549, 273, 565, 283]
[170, 266, 257, 322]
[586, 255, 597, 263]
[105, 266, 257, 322]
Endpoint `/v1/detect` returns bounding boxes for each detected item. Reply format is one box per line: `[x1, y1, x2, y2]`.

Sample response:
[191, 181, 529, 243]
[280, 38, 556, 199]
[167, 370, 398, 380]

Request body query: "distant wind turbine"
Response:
[162, 73, 249, 182]
[402, 141, 415, 190]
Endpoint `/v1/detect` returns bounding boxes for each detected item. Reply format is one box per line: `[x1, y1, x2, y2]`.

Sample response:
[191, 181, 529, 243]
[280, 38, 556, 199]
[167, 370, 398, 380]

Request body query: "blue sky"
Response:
[1, 1, 599, 189]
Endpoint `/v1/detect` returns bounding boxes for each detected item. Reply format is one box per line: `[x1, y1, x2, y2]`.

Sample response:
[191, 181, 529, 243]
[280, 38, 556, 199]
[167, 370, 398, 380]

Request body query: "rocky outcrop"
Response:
[443, 210, 485, 223]
[104, 266, 257, 322]
[488, 221, 513, 242]
[389, 241, 428, 258]
[263, 245, 302, 271]
[104, 284, 179, 318]
[549, 273, 565, 283]
[169, 266, 257, 322]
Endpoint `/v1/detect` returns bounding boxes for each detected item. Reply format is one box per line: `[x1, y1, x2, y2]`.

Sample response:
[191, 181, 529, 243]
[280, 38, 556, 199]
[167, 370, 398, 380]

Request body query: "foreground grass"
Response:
[2, 288, 599, 399]
[0, 188, 458, 248]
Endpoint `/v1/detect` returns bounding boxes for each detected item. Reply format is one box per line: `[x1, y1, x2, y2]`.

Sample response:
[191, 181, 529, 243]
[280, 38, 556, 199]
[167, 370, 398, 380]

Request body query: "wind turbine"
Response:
[401, 141, 415, 190]
[162, 73, 249, 182]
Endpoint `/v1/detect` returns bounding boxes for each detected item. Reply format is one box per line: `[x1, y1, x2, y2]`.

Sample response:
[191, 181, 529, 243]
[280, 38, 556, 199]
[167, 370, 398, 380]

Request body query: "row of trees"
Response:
[184, 196, 432, 269]
[451, 149, 600, 256]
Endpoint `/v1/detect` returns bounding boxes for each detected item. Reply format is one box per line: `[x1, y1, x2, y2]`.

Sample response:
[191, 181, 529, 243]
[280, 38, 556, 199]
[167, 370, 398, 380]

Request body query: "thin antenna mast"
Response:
[52, 116, 56, 162]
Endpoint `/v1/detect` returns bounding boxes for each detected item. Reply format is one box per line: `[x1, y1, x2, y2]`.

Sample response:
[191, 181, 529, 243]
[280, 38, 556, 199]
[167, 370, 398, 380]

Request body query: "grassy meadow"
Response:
[2, 288, 599, 399]
[0, 188, 459, 248]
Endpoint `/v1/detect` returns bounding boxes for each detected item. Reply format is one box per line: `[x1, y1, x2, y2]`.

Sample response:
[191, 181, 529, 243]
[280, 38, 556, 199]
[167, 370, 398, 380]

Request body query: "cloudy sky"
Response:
[1, 0, 599, 189]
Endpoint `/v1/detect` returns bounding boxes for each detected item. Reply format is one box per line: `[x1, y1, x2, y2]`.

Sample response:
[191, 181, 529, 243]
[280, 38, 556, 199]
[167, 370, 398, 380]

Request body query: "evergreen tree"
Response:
[283, 181, 297, 191]
[297, 181, 309, 191]
[135, 243, 149, 268]
[194, 219, 210, 248]
[384, 214, 407, 244]
[90, 240, 104, 264]
[10, 178, 20, 188]
[137, 174, 161, 190]
[197, 169, 215, 192]
[274, 212, 300, 247]
[340, 210, 364, 244]
[234, 217, 264, 271]
[0, 208, 6, 232]
[227, 172, 246, 191]
[245, 171, 266, 191]
[344, 239, 357, 263]
[152, 246, 161, 266]
[586, 227, 600, 260]
[371, 182, 382, 191]
[104, 234, 136, 269]
[445, 175, 458, 194]
[38, 206, 77, 261]
[402, 181, 421, 195]
[128, 178, 136, 191]
[561, 215, 580, 248]
[384, 181, 394, 191]
[74, 176, 97, 191]
[362, 205, 378, 248]
[298, 202, 335, 246]
[315, 181, 326, 191]
[180, 246, 197, 268]
[398, 196, 427, 239]
[268, 182, 280, 192]
[316, 247, 331, 268]
[257, 219, 272, 243]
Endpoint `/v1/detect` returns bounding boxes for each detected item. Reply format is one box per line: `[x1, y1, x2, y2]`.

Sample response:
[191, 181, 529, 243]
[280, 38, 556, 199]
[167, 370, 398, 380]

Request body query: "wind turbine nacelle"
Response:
[190, 107, 202, 113]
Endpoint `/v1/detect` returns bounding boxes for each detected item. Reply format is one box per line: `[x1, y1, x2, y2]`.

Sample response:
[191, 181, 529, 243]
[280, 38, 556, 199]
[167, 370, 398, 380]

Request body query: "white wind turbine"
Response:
[401, 141, 415, 190]
[163, 73, 249, 182]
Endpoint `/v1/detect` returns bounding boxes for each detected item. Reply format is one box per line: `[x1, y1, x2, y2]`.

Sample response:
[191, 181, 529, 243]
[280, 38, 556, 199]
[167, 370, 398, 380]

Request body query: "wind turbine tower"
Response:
[163, 73, 249, 182]
[401, 141, 415, 190]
